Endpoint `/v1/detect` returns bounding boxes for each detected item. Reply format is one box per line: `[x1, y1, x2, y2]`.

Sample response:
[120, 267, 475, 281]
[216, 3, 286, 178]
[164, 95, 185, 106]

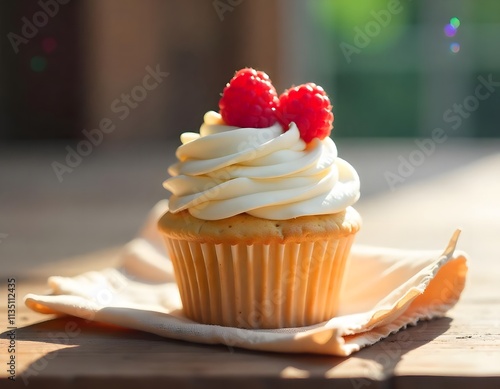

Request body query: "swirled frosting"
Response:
[164, 111, 360, 220]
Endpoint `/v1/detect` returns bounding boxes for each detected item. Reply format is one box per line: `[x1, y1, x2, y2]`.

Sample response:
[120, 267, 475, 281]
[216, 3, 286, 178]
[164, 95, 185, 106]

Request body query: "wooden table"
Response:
[1, 139, 500, 388]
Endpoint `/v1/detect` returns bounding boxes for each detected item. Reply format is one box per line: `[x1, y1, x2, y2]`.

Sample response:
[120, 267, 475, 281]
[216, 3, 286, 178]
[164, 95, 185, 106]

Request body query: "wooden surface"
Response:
[1, 139, 500, 388]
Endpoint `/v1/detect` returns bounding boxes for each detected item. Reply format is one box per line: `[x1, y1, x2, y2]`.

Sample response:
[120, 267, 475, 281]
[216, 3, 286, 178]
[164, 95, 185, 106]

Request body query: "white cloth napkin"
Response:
[25, 201, 468, 356]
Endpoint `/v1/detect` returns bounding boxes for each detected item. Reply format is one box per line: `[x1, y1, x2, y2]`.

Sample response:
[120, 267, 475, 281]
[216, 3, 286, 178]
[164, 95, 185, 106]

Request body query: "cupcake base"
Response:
[159, 207, 361, 329]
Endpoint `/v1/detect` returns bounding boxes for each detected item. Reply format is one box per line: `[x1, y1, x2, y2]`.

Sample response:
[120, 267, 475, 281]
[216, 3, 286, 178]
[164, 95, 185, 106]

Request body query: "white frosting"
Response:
[164, 111, 360, 220]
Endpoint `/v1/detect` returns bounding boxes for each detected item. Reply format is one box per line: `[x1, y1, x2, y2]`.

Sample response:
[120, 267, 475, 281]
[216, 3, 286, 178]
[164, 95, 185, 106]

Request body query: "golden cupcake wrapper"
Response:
[163, 235, 356, 329]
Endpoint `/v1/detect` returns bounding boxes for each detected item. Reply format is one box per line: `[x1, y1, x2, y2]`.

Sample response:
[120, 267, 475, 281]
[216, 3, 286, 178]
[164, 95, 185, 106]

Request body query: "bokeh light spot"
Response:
[450, 17, 461, 29]
[444, 24, 457, 37]
[30, 56, 47, 72]
[42, 37, 57, 54]
[450, 42, 461, 53]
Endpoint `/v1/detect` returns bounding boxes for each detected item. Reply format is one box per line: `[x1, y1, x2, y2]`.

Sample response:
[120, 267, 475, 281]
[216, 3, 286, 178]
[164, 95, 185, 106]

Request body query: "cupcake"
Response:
[158, 68, 361, 329]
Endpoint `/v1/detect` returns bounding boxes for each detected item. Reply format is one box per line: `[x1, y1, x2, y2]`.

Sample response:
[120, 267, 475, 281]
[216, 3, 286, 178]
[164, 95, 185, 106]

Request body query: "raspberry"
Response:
[277, 83, 334, 143]
[219, 68, 279, 128]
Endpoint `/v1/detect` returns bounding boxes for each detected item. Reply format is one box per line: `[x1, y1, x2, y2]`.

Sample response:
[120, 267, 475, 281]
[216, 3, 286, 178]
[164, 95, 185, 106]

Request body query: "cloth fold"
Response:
[25, 201, 468, 356]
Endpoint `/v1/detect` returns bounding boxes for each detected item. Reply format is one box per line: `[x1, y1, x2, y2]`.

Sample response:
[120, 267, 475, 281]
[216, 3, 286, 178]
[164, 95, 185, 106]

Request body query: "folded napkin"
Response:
[25, 201, 468, 356]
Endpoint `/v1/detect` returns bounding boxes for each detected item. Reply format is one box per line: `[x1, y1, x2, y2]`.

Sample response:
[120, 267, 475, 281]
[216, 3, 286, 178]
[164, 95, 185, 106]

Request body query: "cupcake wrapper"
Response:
[164, 235, 356, 329]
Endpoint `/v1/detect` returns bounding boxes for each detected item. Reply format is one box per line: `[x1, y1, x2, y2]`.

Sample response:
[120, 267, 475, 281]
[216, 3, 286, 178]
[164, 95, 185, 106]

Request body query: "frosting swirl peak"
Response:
[164, 111, 360, 220]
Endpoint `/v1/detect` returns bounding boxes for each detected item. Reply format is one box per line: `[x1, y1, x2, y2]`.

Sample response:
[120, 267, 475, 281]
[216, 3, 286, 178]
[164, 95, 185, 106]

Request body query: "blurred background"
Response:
[1, 0, 500, 274]
[2, 0, 499, 140]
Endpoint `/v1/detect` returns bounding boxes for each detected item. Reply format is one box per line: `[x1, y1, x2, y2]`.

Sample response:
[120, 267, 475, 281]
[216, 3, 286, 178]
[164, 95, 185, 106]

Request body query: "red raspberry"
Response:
[277, 83, 334, 143]
[219, 68, 279, 128]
